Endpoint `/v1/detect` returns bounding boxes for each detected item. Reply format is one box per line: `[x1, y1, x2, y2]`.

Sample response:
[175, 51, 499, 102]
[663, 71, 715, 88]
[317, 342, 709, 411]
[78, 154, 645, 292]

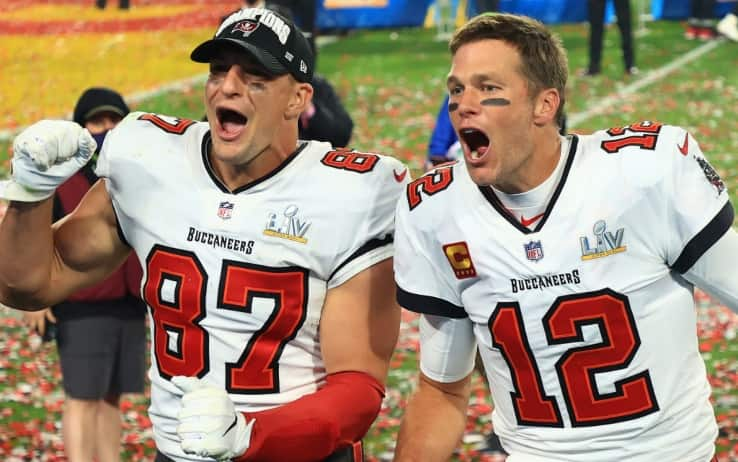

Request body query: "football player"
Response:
[0, 7, 407, 462]
[393, 13, 738, 462]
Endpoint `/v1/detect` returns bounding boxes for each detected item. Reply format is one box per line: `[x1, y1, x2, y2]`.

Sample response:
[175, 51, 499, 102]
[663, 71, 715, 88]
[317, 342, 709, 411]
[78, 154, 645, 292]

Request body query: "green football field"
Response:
[1, 11, 738, 462]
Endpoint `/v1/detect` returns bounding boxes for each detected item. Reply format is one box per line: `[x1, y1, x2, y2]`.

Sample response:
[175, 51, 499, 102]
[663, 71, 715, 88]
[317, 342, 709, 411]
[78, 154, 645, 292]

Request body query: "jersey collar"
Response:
[477, 134, 579, 234]
[200, 132, 309, 194]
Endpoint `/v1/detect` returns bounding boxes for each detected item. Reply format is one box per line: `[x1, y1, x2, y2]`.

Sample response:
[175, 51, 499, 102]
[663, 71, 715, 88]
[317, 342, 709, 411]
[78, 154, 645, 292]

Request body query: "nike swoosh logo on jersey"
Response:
[223, 415, 237, 437]
[520, 213, 545, 227]
[678, 132, 689, 156]
[393, 169, 407, 182]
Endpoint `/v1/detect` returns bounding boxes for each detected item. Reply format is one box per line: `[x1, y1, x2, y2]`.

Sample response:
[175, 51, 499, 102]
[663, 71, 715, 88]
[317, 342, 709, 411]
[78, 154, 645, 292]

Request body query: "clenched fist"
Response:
[172, 376, 255, 461]
[0, 120, 97, 202]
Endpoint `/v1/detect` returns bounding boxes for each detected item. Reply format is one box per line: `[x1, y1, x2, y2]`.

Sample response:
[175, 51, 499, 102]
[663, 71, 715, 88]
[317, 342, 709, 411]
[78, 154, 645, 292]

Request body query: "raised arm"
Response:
[0, 121, 130, 309]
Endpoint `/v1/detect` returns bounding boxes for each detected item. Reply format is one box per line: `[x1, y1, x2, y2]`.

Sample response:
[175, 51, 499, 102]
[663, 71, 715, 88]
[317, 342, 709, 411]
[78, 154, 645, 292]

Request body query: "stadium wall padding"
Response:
[316, 0, 737, 29]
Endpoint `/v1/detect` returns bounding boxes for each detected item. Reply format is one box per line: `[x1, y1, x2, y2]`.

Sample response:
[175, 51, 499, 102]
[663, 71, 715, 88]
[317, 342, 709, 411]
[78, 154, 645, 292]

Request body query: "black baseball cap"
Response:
[73, 87, 130, 127]
[191, 7, 314, 83]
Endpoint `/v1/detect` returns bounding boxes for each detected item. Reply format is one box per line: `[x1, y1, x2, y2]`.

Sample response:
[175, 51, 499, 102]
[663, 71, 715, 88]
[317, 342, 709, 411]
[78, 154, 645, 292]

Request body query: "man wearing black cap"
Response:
[20, 87, 146, 462]
[72, 87, 129, 133]
[221, 2, 354, 148]
[0, 7, 405, 462]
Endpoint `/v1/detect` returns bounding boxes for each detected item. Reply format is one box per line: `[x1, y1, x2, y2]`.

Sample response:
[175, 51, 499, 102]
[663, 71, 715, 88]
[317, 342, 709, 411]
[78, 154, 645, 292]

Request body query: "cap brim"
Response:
[190, 38, 287, 75]
[0, 180, 52, 202]
[84, 105, 126, 122]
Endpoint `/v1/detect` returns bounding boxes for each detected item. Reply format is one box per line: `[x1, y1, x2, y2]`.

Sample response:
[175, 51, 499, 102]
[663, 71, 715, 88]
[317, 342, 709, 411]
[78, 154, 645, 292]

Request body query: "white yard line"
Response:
[0, 73, 208, 142]
[568, 39, 724, 128]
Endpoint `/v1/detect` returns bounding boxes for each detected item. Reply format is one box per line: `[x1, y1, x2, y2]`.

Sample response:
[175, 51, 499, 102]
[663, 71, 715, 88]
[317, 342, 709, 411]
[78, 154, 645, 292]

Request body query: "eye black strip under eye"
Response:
[481, 98, 510, 106]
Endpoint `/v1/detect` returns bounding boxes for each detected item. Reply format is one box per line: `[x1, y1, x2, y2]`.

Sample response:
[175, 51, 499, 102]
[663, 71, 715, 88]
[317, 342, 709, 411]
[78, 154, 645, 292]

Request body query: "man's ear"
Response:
[532, 87, 560, 127]
[285, 82, 314, 120]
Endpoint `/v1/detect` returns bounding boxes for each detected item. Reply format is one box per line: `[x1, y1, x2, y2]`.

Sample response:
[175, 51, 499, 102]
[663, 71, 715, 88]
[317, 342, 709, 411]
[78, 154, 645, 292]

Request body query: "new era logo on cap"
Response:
[191, 7, 314, 83]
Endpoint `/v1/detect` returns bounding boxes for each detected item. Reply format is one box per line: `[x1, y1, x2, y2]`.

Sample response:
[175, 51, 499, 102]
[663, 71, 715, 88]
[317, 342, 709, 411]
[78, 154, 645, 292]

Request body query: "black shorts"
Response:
[54, 298, 147, 400]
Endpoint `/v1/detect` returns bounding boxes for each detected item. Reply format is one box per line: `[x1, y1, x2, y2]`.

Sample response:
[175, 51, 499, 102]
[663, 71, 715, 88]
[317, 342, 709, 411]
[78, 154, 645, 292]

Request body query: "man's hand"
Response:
[23, 308, 56, 338]
[171, 376, 254, 461]
[0, 120, 97, 202]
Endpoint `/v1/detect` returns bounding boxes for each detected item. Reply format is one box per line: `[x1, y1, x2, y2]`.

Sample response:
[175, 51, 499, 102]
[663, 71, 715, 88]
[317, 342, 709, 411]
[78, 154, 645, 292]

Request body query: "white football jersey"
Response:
[395, 122, 733, 462]
[96, 112, 408, 460]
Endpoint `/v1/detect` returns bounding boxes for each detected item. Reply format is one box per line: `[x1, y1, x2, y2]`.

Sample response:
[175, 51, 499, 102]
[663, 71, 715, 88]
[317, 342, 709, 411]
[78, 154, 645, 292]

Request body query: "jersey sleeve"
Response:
[664, 127, 734, 273]
[419, 314, 477, 382]
[94, 112, 146, 246]
[682, 228, 738, 314]
[393, 190, 466, 318]
[94, 111, 142, 179]
[327, 155, 408, 289]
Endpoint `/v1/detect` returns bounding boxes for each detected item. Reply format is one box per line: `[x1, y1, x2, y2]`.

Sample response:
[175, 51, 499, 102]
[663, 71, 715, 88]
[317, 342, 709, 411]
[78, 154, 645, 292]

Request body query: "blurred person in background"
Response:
[426, 94, 461, 170]
[686, 0, 717, 39]
[299, 72, 353, 147]
[394, 12, 738, 461]
[716, 4, 738, 41]
[96, 0, 130, 10]
[22, 87, 146, 462]
[276, 0, 354, 148]
[584, 0, 637, 76]
[1, 8, 403, 462]
[263, 4, 353, 147]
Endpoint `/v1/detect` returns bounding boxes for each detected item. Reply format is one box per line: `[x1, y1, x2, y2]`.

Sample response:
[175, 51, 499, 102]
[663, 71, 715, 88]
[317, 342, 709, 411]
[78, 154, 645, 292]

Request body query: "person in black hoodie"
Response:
[299, 74, 353, 147]
[22, 87, 146, 462]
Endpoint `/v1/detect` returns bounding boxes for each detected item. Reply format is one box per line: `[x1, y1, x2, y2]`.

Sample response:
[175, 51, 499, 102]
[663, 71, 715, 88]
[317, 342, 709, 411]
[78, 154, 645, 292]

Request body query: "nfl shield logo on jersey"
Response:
[524, 240, 544, 262]
[217, 201, 234, 220]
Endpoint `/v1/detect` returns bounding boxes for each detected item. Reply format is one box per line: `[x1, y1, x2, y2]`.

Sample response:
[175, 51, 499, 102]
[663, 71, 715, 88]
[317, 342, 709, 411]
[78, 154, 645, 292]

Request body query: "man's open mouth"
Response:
[459, 128, 490, 160]
[216, 107, 248, 136]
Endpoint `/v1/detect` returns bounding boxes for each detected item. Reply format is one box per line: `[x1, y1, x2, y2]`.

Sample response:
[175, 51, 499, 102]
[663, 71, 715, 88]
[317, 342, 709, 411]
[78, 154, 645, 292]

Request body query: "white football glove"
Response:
[172, 376, 255, 461]
[0, 120, 97, 202]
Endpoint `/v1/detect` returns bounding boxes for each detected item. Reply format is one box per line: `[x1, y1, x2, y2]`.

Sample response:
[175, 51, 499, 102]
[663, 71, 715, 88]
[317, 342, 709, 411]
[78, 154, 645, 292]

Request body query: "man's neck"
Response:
[495, 131, 563, 194]
[208, 141, 298, 192]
